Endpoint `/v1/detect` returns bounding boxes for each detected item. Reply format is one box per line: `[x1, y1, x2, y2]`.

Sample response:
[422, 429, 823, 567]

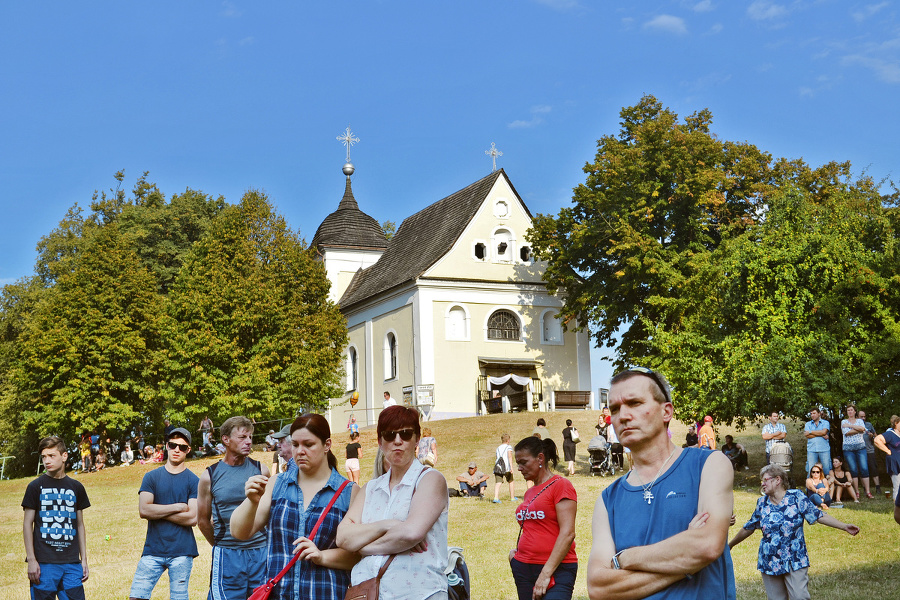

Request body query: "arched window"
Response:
[542, 310, 562, 343]
[493, 228, 513, 263]
[446, 305, 469, 340]
[487, 310, 520, 341]
[383, 332, 398, 380]
[346, 346, 358, 390]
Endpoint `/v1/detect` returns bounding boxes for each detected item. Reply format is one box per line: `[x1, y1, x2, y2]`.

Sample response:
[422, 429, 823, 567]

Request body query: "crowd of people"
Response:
[20, 373, 900, 600]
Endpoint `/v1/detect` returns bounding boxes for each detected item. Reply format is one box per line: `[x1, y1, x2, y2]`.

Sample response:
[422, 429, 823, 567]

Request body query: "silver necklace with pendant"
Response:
[631, 445, 677, 504]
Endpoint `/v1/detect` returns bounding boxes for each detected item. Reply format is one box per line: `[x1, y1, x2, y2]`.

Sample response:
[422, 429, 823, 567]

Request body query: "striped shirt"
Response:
[266, 463, 353, 600]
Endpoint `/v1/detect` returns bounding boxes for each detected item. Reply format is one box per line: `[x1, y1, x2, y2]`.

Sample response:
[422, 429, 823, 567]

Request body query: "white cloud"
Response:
[709, 23, 724, 34]
[747, 1, 787, 20]
[508, 105, 553, 129]
[239, 37, 255, 46]
[842, 54, 900, 83]
[532, 0, 580, 10]
[692, 0, 714, 12]
[643, 15, 688, 35]
[852, 2, 889, 22]
[221, 1, 242, 18]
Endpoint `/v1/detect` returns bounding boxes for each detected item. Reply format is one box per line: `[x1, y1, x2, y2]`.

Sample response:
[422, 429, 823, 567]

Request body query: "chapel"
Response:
[312, 161, 592, 426]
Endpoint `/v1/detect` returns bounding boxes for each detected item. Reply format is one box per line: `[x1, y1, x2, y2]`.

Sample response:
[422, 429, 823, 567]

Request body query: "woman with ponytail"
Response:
[231, 413, 359, 600]
[509, 436, 578, 600]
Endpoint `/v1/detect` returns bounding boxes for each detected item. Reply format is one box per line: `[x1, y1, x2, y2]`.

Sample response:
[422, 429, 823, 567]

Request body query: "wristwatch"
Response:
[611, 550, 625, 570]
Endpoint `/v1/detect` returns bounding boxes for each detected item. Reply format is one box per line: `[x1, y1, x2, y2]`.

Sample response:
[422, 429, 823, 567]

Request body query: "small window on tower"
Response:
[474, 243, 486, 260]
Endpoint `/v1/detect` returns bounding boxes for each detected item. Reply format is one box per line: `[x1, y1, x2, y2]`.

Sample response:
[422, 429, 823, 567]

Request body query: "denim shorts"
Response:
[130, 555, 194, 600]
[843, 447, 869, 478]
[31, 562, 85, 600]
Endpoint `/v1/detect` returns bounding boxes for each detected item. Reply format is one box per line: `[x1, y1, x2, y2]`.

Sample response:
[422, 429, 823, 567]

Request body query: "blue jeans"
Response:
[30, 562, 85, 600]
[510, 558, 577, 600]
[130, 555, 194, 600]
[208, 546, 266, 600]
[843, 447, 869, 478]
[459, 481, 487, 496]
[806, 449, 831, 476]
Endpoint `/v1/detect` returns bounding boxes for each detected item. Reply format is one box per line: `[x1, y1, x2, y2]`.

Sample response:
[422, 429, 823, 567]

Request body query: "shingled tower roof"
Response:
[311, 172, 388, 251]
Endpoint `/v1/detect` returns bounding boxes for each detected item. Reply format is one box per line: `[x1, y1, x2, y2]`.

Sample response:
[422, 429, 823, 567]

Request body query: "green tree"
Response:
[528, 95, 773, 364]
[12, 222, 163, 444]
[528, 95, 900, 422]
[161, 190, 347, 425]
[644, 183, 898, 423]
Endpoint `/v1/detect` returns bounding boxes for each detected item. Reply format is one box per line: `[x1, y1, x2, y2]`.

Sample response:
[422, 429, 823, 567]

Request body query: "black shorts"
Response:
[495, 472, 513, 483]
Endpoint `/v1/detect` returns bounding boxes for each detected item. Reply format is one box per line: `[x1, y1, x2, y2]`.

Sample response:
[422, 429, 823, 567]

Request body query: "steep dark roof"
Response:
[311, 176, 388, 251]
[340, 170, 518, 310]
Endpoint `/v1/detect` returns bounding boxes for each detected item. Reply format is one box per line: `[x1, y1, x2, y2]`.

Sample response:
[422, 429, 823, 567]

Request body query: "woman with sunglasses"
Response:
[336, 405, 449, 600]
[509, 436, 577, 600]
[805, 463, 831, 509]
[230, 413, 358, 600]
[729, 464, 859, 600]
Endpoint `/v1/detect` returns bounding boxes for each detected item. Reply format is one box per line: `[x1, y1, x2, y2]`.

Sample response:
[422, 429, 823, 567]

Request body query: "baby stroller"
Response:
[588, 435, 616, 477]
[446, 546, 470, 600]
[770, 440, 793, 487]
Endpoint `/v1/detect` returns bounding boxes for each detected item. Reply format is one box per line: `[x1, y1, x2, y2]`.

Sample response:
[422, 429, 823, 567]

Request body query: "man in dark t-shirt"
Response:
[129, 427, 199, 600]
[22, 436, 91, 600]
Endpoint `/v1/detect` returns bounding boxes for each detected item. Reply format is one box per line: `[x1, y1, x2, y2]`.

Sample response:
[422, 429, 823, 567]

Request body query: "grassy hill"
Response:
[1, 410, 896, 599]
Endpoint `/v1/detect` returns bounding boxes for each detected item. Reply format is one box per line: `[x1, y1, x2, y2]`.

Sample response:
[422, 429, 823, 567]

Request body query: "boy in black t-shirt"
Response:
[22, 436, 91, 600]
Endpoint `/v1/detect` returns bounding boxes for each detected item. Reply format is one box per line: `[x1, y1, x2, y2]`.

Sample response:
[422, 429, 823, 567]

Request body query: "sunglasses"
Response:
[626, 366, 671, 404]
[167, 441, 190, 452]
[380, 428, 416, 442]
[811, 469, 822, 473]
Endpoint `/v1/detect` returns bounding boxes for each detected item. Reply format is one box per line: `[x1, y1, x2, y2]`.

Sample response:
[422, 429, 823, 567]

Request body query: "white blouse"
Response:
[351, 459, 449, 600]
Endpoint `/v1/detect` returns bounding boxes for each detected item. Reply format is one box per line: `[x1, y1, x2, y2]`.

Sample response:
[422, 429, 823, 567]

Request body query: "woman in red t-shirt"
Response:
[509, 436, 577, 600]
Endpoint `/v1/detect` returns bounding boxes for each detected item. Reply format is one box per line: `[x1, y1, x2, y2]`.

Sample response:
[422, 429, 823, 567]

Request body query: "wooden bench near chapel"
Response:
[552, 391, 592, 410]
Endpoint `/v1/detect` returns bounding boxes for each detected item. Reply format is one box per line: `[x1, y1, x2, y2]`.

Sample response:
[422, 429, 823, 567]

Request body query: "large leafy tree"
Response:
[645, 183, 898, 423]
[529, 95, 773, 363]
[160, 190, 347, 424]
[12, 222, 162, 442]
[529, 95, 899, 422]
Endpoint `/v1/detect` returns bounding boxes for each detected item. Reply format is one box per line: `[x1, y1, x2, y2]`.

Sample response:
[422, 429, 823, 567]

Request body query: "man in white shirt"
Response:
[383, 391, 397, 409]
[761, 412, 787, 465]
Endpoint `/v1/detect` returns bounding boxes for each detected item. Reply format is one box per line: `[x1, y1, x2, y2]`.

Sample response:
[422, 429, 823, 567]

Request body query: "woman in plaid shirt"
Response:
[231, 413, 359, 600]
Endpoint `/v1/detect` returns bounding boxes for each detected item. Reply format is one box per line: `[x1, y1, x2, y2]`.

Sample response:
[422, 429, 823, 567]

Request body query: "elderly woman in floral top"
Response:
[729, 464, 859, 600]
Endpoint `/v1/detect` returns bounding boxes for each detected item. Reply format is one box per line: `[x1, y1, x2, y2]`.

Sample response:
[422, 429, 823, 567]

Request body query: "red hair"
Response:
[377, 405, 421, 440]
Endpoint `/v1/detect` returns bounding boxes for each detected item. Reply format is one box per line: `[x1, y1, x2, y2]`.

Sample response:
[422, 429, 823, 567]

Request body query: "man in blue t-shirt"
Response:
[588, 368, 736, 600]
[129, 427, 199, 600]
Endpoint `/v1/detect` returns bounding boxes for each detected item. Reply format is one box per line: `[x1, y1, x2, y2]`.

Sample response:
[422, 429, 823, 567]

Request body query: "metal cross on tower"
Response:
[485, 142, 503, 172]
[337, 126, 360, 162]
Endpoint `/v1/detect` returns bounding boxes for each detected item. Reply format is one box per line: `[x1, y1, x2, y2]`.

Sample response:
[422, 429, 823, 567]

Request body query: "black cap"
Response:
[272, 424, 292, 440]
[166, 427, 192, 445]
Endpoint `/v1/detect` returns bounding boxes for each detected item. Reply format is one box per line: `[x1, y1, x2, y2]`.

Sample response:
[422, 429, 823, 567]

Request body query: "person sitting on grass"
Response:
[456, 462, 489, 497]
[721, 435, 749, 470]
[828, 456, 858, 504]
[805, 463, 831, 509]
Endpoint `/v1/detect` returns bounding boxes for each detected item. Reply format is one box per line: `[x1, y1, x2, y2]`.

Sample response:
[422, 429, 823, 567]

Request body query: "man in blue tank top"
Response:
[198, 416, 270, 600]
[587, 368, 736, 600]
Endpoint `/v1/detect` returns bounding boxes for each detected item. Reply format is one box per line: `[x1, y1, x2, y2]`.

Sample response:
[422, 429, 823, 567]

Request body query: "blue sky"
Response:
[2, 1, 898, 393]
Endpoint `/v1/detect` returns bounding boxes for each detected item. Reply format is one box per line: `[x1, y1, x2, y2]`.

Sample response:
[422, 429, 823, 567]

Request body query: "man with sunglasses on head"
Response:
[129, 428, 199, 600]
[198, 416, 270, 600]
[587, 367, 736, 600]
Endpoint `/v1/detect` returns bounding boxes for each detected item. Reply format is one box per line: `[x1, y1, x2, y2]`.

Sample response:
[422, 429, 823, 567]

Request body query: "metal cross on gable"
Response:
[485, 142, 503, 172]
[337, 126, 360, 162]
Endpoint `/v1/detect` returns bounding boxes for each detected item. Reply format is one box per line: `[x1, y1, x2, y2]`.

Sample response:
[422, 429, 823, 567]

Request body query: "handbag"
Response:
[343, 554, 396, 600]
[247, 479, 351, 600]
[422, 451, 436, 467]
[571, 427, 580, 443]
